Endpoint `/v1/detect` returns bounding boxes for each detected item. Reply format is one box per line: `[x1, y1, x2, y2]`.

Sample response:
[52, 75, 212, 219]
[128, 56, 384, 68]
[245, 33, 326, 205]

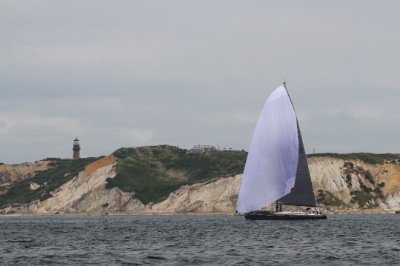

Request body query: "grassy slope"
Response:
[106, 145, 247, 204]
[0, 157, 98, 208]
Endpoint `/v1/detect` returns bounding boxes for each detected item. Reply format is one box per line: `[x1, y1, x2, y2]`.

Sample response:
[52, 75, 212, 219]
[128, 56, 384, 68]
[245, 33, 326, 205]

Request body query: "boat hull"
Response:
[244, 210, 327, 220]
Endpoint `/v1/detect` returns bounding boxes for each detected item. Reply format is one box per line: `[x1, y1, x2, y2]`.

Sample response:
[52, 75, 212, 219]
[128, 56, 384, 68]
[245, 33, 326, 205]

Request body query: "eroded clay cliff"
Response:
[1, 155, 400, 214]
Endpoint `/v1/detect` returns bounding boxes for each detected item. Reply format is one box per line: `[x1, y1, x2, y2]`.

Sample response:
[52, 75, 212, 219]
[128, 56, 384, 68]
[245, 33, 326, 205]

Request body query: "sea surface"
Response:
[0, 214, 399, 265]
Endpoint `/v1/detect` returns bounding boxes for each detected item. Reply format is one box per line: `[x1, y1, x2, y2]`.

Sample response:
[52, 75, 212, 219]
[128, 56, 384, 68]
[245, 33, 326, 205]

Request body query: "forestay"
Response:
[236, 86, 299, 213]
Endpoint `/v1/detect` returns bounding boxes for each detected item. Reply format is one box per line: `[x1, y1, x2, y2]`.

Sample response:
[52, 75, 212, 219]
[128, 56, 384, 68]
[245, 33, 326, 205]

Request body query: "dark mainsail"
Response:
[279, 123, 317, 207]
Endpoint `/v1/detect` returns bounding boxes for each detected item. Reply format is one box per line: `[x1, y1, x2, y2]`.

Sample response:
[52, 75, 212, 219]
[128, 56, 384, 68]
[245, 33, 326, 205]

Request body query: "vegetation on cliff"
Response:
[106, 145, 247, 204]
[0, 157, 98, 208]
[317, 190, 346, 207]
[308, 153, 400, 165]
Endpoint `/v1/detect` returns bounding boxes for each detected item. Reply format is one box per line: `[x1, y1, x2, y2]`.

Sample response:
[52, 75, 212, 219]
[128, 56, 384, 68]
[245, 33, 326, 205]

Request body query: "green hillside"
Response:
[106, 145, 247, 204]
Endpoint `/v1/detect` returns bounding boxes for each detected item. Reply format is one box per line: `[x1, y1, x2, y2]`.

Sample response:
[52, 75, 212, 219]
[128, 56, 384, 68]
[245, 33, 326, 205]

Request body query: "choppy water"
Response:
[0, 214, 399, 265]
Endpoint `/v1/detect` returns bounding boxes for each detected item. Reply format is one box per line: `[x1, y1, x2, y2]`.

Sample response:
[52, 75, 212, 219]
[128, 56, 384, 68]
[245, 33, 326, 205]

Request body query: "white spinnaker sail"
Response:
[236, 85, 299, 213]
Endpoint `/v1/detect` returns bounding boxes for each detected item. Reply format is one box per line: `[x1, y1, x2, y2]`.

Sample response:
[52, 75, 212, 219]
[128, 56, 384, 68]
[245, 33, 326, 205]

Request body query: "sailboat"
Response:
[236, 83, 327, 220]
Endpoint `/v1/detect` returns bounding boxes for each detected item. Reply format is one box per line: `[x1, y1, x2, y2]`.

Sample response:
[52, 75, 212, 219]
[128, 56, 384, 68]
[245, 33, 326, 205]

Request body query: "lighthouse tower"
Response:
[73, 138, 80, 159]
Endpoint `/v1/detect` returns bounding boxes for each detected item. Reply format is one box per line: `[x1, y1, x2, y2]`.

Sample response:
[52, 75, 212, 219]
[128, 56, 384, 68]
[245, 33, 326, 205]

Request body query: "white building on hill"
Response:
[187, 145, 217, 155]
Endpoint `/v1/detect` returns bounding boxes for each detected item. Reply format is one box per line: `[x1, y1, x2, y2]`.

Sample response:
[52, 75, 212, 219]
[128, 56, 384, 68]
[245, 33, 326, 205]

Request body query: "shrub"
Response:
[351, 191, 373, 208]
[364, 171, 375, 184]
[317, 190, 346, 206]
[345, 174, 352, 188]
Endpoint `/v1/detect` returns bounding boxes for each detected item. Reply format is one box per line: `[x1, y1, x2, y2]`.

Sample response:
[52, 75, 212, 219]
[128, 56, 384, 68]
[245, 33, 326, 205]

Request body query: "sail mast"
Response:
[279, 82, 317, 207]
[283, 82, 295, 110]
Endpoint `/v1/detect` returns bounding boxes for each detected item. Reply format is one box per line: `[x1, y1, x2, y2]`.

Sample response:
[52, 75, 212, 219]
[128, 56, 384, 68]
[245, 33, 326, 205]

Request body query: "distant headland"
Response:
[0, 145, 400, 215]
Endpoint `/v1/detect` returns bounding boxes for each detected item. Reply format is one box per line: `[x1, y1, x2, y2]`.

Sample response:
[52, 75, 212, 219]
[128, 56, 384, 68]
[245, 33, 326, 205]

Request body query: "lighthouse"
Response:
[73, 138, 80, 159]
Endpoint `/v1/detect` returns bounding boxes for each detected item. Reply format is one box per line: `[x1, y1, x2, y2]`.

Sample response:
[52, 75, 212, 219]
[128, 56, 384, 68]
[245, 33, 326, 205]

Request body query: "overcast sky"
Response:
[1, 1, 400, 163]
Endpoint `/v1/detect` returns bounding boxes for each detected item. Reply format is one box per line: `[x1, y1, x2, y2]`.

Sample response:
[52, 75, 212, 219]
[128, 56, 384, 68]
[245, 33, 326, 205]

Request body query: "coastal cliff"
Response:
[1, 146, 400, 214]
[0, 160, 50, 195]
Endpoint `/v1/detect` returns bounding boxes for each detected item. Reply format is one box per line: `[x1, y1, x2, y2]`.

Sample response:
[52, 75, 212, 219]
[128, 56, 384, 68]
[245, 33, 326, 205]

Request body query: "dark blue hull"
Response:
[245, 210, 327, 220]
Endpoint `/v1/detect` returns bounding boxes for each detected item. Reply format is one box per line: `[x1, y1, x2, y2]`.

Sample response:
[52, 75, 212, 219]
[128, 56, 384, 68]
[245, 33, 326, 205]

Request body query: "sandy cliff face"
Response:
[0, 161, 50, 194]
[1, 156, 400, 214]
[151, 157, 400, 213]
[0, 155, 242, 214]
[0, 156, 146, 214]
[0, 161, 50, 184]
[34, 156, 147, 214]
[151, 175, 241, 213]
[309, 157, 400, 210]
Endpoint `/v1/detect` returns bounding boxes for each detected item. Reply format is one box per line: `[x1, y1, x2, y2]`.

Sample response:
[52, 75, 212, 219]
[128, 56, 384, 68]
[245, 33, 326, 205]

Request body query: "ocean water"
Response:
[0, 214, 399, 265]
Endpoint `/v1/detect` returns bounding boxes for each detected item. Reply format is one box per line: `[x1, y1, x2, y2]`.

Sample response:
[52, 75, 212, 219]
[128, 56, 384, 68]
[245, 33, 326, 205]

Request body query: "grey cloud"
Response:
[1, 1, 400, 163]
